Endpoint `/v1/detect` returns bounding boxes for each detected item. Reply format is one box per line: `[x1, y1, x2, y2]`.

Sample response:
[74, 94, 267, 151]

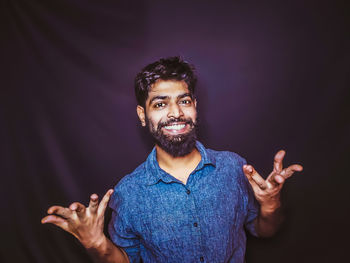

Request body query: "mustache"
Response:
[157, 118, 194, 129]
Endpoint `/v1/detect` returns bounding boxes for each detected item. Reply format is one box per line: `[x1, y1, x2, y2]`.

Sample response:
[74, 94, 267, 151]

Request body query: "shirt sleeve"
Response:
[108, 190, 141, 263]
[240, 158, 260, 237]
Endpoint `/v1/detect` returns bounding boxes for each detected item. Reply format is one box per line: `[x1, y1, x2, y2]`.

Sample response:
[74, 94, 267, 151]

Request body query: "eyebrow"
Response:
[148, 95, 169, 106]
[148, 93, 193, 106]
[178, 93, 193, 100]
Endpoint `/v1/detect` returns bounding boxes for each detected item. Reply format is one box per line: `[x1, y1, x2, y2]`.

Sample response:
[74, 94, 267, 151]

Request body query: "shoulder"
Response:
[207, 148, 254, 199]
[204, 146, 249, 186]
[116, 162, 148, 190]
[207, 147, 247, 167]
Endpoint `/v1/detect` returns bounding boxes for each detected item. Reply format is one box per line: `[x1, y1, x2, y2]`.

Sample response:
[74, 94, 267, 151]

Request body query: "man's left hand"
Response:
[243, 150, 303, 210]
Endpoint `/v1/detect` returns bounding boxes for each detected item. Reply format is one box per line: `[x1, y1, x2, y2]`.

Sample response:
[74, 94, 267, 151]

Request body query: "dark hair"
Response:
[134, 56, 197, 107]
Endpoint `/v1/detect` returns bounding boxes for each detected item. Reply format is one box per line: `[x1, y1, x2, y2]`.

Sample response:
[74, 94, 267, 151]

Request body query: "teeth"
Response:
[164, 124, 185, 130]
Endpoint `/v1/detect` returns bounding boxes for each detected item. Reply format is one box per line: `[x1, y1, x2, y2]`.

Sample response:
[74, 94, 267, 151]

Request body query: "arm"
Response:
[243, 150, 303, 237]
[85, 235, 129, 263]
[41, 190, 129, 263]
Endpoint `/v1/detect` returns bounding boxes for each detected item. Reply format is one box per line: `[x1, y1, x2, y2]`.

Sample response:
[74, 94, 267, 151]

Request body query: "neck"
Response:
[155, 145, 200, 169]
[155, 144, 201, 184]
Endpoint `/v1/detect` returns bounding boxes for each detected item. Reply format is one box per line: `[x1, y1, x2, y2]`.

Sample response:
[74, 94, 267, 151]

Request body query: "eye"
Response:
[180, 99, 191, 105]
[154, 102, 166, 108]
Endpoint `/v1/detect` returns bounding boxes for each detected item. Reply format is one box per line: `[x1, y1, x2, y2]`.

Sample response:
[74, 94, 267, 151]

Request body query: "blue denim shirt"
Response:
[109, 141, 259, 263]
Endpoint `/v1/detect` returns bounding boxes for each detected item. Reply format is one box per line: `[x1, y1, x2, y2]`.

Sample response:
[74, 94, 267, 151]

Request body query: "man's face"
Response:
[137, 80, 198, 157]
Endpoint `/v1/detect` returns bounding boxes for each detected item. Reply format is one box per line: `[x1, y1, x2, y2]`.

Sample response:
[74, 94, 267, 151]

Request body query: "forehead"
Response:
[148, 80, 189, 98]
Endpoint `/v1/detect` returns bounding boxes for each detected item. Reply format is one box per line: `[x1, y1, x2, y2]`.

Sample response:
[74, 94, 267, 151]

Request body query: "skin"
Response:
[136, 80, 201, 184]
[42, 79, 303, 262]
[243, 151, 303, 236]
[41, 191, 129, 263]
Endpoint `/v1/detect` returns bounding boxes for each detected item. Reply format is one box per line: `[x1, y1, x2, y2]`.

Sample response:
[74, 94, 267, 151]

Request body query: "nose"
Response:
[167, 102, 184, 119]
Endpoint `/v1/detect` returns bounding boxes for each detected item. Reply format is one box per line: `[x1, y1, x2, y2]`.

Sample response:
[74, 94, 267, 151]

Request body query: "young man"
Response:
[42, 57, 303, 263]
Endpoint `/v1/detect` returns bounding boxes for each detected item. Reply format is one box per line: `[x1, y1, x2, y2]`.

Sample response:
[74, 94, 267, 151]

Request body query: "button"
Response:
[193, 222, 198, 227]
[200, 256, 204, 262]
[186, 189, 191, 194]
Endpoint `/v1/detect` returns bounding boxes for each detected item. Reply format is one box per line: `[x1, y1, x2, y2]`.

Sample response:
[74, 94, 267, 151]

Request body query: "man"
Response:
[42, 57, 303, 263]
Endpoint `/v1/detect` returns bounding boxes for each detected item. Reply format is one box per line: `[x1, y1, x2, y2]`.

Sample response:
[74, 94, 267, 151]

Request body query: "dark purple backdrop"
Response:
[1, 0, 349, 262]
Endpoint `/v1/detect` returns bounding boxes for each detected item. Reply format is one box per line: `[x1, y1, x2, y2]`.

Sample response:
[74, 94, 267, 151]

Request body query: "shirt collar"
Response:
[145, 141, 216, 186]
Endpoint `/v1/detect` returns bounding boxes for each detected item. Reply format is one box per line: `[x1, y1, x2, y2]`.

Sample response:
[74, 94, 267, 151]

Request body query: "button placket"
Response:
[185, 180, 204, 260]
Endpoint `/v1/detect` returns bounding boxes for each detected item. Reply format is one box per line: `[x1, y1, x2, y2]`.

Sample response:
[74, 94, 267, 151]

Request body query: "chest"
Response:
[133, 171, 247, 246]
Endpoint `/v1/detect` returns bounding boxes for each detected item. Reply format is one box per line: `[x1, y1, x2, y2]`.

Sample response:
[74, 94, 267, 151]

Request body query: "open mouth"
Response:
[164, 124, 186, 130]
[162, 123, 188, 134]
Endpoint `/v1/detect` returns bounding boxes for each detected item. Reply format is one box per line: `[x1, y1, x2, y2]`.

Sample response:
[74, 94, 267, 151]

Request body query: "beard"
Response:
[147, 117, 198, 157]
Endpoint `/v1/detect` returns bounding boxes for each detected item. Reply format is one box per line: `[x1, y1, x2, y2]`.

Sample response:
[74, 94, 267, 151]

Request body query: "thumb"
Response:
[97, 189, 114, 216]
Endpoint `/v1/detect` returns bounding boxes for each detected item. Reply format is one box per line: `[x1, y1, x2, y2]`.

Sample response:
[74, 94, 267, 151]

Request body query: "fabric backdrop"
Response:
[1, 0, 349, 262]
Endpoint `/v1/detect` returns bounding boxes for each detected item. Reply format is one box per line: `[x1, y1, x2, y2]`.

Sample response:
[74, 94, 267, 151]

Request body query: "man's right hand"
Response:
[41, 189, 114, 249]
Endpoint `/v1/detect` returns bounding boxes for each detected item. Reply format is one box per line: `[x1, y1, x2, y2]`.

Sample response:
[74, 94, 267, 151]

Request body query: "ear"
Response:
[136, 105, 146, 127]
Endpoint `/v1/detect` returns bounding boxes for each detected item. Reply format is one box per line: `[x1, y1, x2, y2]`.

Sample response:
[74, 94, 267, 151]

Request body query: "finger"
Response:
[281, 164, 303, 179]
[41, 215, 69, 231]
[274, 174, 285, 184]
[47, 206, 73, 219]
[69, 202, 86, 217]
[268, 172, 285, 185]
[88, 194, 99, 214]
[243, 166, 267, 193]
[97, 189, 114, 216]
[243, 165, 267, 190]
[273, 150, 285, 173]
